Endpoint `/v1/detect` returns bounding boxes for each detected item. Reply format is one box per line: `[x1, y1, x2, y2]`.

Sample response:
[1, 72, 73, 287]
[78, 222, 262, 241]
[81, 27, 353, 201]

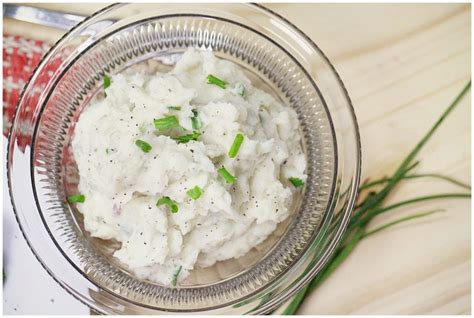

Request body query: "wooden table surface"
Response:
[4, 3, 471, 315]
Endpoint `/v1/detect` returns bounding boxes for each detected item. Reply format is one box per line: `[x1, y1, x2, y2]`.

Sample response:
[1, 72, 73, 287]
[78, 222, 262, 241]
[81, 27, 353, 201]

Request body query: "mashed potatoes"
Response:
[71, 48, 306, 286]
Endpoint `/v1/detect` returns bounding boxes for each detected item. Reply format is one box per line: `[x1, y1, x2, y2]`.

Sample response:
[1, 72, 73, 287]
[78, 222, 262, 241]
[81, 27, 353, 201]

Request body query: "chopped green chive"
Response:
[167, 106, 181, 111]
[106, 148, 111, 154]
[173, 131, 201, 144]
[289, 177, 304, 188]
[68, 194, 85, 203]
[218, 166, 237, 184]
[156, 196, 179, 213]
[207, 74, 227, 89]
[171, 265, 182, 287]
[228, 133, 244, 158]
[187, 186, 203, 200]
[154, 115, 179, 131]
[236, 83, 245, 97]
[135, 139, 152, 153]
[191, 109, 202, 130]
[103, 75, 111, 89]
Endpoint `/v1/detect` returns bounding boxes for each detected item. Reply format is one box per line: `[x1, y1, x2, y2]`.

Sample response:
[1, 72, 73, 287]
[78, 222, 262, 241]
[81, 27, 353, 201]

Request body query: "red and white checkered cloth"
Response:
[3, 34, 51, 138]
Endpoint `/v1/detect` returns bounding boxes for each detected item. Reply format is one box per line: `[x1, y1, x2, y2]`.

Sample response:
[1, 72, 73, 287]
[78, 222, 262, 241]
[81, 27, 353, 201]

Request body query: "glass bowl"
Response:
[7, 3, 361, 315]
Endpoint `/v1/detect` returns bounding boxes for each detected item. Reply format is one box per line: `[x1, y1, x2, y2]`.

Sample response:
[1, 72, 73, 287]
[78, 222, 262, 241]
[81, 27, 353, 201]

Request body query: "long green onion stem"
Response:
[280, 81, 471, 315]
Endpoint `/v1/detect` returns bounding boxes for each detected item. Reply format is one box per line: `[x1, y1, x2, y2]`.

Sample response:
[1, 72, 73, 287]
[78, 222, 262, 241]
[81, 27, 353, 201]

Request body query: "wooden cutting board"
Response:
[4, 3, 471, 314]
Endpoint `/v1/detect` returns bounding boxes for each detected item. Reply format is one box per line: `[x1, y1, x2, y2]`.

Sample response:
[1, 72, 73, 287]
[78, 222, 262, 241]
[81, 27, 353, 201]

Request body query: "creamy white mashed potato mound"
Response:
[71, 48, 306, 286]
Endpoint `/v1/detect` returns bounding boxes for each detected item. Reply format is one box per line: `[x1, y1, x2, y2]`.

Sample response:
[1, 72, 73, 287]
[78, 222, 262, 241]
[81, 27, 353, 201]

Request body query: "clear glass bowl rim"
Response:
[7, 3, 362, 314]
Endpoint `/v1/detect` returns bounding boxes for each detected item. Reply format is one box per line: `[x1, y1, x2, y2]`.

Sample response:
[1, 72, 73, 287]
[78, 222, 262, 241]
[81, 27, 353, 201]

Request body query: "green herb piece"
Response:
[207, 74, 227, 89]
[68, 194, 85, 203]
[187, 186, 203, 200]
[236, 83, 245, 97]
[135, 139, 152, 153]
[289, 177, 304, 188]
[173, 131, 201, 144]
[106, 148, 111, 155]
[191, 109, 202, 130]
[362, 209, 444, 239]
[167, 106, 181, 111]
[154, 115, 179, 131]
[171, 265, 182, 287]
[228, 133, 244, 158]
[103, 75, 111, 89]
[348, 192, 470, 231]
[360, 173, 471, 191]
[280, 81, 472, 315]
[156, 196, 178, 213]
[218, 166, 237, 184]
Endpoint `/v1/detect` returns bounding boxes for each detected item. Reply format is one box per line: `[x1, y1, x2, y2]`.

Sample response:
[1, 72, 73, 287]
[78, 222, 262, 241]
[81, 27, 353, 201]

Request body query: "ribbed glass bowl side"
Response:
[7, 4, 360, 314]
[32, 16, 335, 310]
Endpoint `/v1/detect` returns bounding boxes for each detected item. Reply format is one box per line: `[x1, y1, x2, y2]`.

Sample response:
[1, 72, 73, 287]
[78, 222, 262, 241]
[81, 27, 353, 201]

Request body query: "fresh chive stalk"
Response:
[360, 173, 471, 191]
[103, 75, 111, 89]
[173, 131, 200, 144]
[289, 177, 304, 188]
[187, 186, 203, 200]
[171, 265, 183, 287]
[218, 166, 237, 184]
[361, 209, 444, 239]
[154, 115, 179, 131]
[207, 74, 227, 89]
[236, 83, 245, 97]
[228, 133, 244, 158]
[68, 194, 85, 203]
[135, 139, 152, 153]
[280, 81, 471, 315]
[167, 106, 181, 111]
[156, 196, 178, 213]
[191, 109, 202, 130]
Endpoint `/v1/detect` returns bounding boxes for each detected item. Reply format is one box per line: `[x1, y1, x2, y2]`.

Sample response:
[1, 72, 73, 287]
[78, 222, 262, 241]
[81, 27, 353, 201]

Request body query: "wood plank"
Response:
[4, 3, 471, 314]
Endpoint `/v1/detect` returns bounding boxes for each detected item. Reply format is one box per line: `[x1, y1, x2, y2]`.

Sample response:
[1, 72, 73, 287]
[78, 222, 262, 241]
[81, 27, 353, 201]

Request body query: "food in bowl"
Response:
[70, 48, 306, 286]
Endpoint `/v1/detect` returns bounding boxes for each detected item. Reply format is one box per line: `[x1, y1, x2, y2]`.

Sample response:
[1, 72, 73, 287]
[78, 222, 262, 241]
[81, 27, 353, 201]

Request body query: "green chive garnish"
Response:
[187, 186, 203, 200]
[191, 109, 202, 130]
[281, 81, 472, 316]
[154, 115, 179, 131]
[236, 83, 245, 97]
[103, 75, 111, 89]
[106, 148, 111, 154]
[228, 133, 244, 158]
[156, 196, 179, 213]
[68, 194, 85, 203]
[135, 139, 152, 153]
[173, 131, 201, 144]
[289, 177, 304, 188]
[207, 74, 227, 89]
[167, 106, 181, 111]
[171, 265, 182, 287]
[218, 166, 237, 184]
